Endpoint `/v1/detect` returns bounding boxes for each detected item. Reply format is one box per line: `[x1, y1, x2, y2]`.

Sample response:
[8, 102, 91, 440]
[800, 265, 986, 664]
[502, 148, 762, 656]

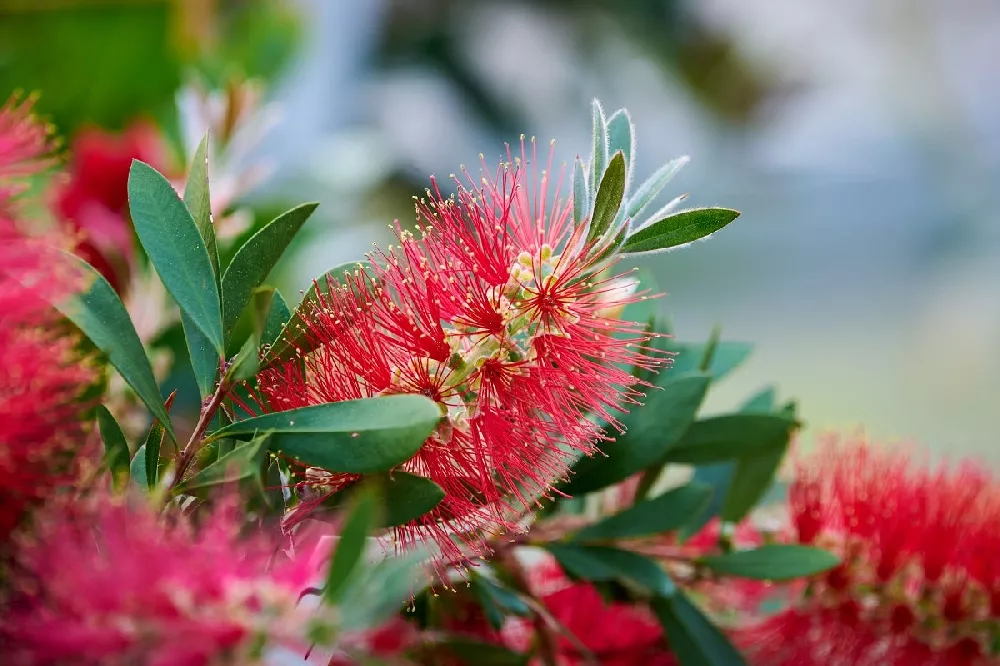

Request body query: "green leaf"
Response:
[260, 262, 377, 368]
[254, 287, 291, 348]
[338, 547, 430, 630]
[382, 472, 446, 526]
[572, 156, 588, 228]
[721, 446, 788, 523]
[224, 332, 260, 384]
[210, 395, 440, 474]
[96, 405, 129, 491]
[664, 414, 796, 465]
[622, 207, 741, 255]
[586, 150, 626, 244]
[626, 156, 689, 222]
[682, 463, 735, 540]
[572, 483, 713, 542]
[51, 253, 175, 440]
[182, 311, 220, 399]
[652, 592, 747, 666]
[130, 444, 149, 491]
[128, 160, 223, 353]
[173, 436, 269, 495]
[435, 639, 528, 666]
[561, 373, 710, 495]
[741, 386, 777, 413]
[471, 574, 531, 631]
[221, 202, 318, 337]
[668, 341, 752, 380]
[325, 484, 381, 603]
[701, 544, 840, 581]
[183, 134, 219, 285]
[545, 544, 676, 598]
[606, 109, 634, 185]
[589, 99, 608, 197]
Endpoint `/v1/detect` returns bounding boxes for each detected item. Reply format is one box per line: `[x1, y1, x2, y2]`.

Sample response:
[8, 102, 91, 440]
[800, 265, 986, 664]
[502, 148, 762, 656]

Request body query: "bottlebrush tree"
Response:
[4, 91, 984, 666]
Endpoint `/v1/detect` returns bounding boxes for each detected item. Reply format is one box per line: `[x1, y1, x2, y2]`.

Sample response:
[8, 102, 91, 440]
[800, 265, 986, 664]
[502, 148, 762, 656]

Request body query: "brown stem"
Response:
[171, 378, 229, 487]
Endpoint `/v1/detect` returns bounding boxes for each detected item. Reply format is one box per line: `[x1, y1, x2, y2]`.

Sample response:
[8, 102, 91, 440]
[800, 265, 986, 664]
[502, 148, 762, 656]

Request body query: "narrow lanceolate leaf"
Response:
[52, 253, 174, 440]
[721, 445, 788, 523]
[586, 150, 626, 245]
[622, 207, 741, 255]
[209, 395, 440, 474]
[220, 202, 319, 337]
[664, 414, 796, 466]
[572, 156, 589, 228]
[253, 287, 291, 349]
[561, 373, 711, 495]
[128, 160, 224, 353]
[173, 436, 269, 495]
[134, 389, 175, 490]
[652, 593, 747, 666]
[668, 340, 752, 381]
[183, 134, 218, 286]
[589, 99, 609, 196]
[182, 311, 220, 399]
[325, 484, 381, 603]
[701, 545, 840, 581]
[605, 108, 635, 187]
[96, 405, 130, 491]
[544, 544, 676, 598]
[381, 472, 445, 526]
[626, 156, 689, 222]
[572, 483, 713, 542]
[260, 262, 378, 368]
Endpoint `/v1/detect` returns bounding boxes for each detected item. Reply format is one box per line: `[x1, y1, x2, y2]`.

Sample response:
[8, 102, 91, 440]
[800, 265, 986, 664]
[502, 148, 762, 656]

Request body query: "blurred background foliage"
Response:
[1, 0, 998, 462]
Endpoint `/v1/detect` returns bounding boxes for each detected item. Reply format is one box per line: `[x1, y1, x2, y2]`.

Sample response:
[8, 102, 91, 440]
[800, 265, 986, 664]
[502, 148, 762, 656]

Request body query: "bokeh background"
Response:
[3, 0, 998, 461]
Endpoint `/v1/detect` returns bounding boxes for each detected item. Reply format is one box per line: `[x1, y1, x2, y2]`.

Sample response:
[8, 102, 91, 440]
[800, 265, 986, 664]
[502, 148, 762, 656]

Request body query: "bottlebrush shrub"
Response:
[0, 94, 859, 665]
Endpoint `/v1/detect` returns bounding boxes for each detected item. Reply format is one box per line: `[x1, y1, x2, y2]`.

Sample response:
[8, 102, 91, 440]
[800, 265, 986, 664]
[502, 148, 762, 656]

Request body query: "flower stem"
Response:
[171, 377, 229, 487]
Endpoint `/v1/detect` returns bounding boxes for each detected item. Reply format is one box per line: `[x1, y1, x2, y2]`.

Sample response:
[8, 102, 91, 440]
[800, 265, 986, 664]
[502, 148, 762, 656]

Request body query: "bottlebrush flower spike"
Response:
[738, 435, 1000, 665]
[256, 137, 667, 564]
[0, 495, 331, 665]
[0, 94, 52, 207]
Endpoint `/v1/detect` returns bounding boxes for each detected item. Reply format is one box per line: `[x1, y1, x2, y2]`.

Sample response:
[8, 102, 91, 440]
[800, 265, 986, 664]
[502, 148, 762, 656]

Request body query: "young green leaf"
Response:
[381, 472, 446, 526]
[544, 544, 676, 598]
[96, 405, 130, 491]
[130, 444, 149, 491]
[324, 485, 381, 603]
[626, 156, 689, 222]
[701, 545, 840, 581]
[664, 414, 796, 466]
[571, 483, 713, 543]
[128, 160, 223, 353]
[51, 253, 175, 440]
[221, 202, 319, 337]
[173, 436, 269, 495]
[561, 373, 710, 495]
[605, 108, 635, 186]
[589, 99, 608, 196]
[253, 287, 290, 348]
[622, 207, 741, 255]
[183, 134, 218, 285]
[668, 340, 752, 380]
[586, 150, 626, 245]
[572, 156, 589, 229]
[209, 394, 440, 474]
[652, 592, 747, 666]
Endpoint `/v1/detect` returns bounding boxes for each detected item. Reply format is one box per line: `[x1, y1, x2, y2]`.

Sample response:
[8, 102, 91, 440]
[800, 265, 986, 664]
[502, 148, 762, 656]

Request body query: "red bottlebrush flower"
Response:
[53, 121, 169, 291]
[738, 435, 1000, 665]
[0, 495, 330, 665]
[499, 557, 674, 666]
[256, 139, 665, 565]
[0, 98, 97, 540]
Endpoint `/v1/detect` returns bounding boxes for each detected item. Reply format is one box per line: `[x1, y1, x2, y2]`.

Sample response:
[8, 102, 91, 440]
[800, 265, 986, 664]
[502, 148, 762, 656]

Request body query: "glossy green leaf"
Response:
[572, 156, 588, 228]
[382, 472, 446, 526]
[259, 262, 377, 368]
[545, 544, 676, 598]
[182, 311, 220, 399]
[682, 463, 736, 540]
[221, 202, 318, 336]
[225, 332, 260, 384]
[652, 593, 747, 666]
[96, 405, 129, 491]
[701, 545, 840, 581]
[562, 373, 710, 495]
[325, 485, 381, 603]
[664, 414, 796, 465]
[586, 151, 626, 244]
[435, 639, 528, 666]
[627, 156, 689, 222]
[589, 99, 608, 196]
[471, 573, 531, 631]
[128, 160, 223, 353]
[721, 446, 788, 523]
[183, 134, 218, 284]
[668, 341, 752, 381]
[51, 253, 174, 440]
[174, 436, 268, 495]
[210, 395, 440, 474]
[254, 287, 290, 348]
[622, 207, 741, 255]
[572, 483, 713, 542]
[130, 444, 149, 491]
